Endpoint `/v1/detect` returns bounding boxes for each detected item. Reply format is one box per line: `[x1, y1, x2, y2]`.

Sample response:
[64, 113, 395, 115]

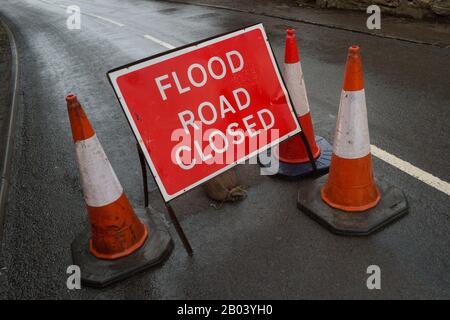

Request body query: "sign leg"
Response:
[136, 143, 193, 256]
[165, 203, 194, 256]
[137, 143, 149, 207]
[298, 131, 318, 173]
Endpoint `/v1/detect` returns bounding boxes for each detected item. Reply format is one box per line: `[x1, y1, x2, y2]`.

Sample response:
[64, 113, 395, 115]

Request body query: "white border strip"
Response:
[371, 145, 450, 196]
[109, 24, 300, 202]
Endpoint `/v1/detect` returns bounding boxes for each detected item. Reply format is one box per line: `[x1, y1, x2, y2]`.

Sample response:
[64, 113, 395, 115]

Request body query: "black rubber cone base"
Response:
[297, 175, 409, 236]
[258, 136, 332, 179]
[71, 207, 173, 288]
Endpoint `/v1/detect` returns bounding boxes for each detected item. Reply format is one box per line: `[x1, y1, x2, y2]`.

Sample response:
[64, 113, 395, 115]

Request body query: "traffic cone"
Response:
[297, 46, 408, 235]
[260, 28, 332, 178]
[67, 94, 173, 287]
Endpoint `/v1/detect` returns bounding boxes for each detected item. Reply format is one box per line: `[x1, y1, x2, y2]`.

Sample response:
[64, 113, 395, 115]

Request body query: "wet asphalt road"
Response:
[0, 0, 449, 299]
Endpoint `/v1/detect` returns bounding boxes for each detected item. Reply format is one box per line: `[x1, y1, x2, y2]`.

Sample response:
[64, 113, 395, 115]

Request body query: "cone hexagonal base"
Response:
[71, 207, 173, 288]
[258, 136, 332, 179]
[297, 175, 409, 236]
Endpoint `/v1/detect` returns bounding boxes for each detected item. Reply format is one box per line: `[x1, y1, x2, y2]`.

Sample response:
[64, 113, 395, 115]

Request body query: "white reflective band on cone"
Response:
[75, 134, 123, 207]
[333, 89, 371, 159]
[284, 62, 310, 117]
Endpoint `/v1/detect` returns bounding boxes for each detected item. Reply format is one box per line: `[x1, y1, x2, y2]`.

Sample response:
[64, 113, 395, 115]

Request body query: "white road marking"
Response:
[143, 34, 176, 49]
[83, 12, 125, 27]
[371, 145, 450, 196]
[38, 0, 125, 26]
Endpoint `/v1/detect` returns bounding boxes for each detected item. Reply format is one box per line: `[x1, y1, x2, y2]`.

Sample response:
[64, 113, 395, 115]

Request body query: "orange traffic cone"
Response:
[297, 46, 408, 235]
[260, 28, 331, 178]
[321, 45, 381, 212]
[67, 94, 172, 287]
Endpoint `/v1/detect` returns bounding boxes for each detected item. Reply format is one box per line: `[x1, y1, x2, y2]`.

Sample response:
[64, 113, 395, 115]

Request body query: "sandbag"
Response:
[202, 169, 247, 203]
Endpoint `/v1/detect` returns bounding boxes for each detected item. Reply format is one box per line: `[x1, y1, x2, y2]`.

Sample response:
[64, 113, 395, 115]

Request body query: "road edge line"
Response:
[0, 17, 19, 243]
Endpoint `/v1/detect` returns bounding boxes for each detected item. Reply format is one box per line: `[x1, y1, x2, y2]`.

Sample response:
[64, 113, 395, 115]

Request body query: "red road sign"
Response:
[108, 24, 300, 201]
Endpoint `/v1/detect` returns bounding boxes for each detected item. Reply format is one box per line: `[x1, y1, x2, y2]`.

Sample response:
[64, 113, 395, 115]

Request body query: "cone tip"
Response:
[348, 45, 360, 56]
[343, 45, 364, 91]
[285, 28, 300, 63]
[66, 93, 95, 142]
[66, 93, 77, 102]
